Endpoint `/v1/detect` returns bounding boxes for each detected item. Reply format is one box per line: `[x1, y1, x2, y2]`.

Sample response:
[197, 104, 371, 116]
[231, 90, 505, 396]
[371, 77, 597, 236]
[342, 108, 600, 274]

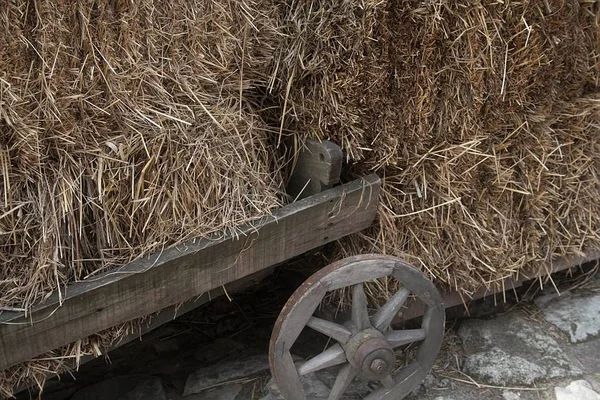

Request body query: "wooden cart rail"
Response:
[0, 174, 381, 371]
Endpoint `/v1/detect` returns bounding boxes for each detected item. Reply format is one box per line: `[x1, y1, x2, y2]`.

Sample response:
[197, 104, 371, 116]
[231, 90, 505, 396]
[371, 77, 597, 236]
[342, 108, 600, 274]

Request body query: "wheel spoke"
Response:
[327, 363, 356, 400]
[381, 375, 395, 389]
[393, 362, 421, 386]
[371, 287, 410, 330]
[384, 329, 427, 348]
[297, 344, 347, 376]
[351, 283, 370, 331]
[365, 363, 424, 400]
[307, 317, 352, 344]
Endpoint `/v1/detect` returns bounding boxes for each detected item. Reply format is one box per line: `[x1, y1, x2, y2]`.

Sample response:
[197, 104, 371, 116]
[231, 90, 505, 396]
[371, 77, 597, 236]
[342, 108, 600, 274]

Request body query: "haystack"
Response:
[1, 0, 600, 397]
[268, 0, 600, 300]
[0, 0, 287, 395]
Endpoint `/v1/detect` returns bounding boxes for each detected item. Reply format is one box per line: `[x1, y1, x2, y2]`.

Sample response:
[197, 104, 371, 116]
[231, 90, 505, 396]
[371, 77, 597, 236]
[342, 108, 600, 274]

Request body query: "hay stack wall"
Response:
[0, 0, 287, 308]
[1, 0, 600, 396]
[0, 0, 286, 395]
[271, 0, 600, 297]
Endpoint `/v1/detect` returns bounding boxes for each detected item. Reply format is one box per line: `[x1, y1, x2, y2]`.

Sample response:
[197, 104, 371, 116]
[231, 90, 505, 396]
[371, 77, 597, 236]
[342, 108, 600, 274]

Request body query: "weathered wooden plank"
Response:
[287, 140, 343, 200]
[16, 255, 327, 394]
[0, 175, 381, 371]
[12, 267, 275, 395]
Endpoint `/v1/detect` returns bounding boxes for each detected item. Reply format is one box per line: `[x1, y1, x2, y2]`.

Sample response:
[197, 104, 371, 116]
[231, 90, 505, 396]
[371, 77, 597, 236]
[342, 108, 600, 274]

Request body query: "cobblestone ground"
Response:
[18, 262, 599, 400]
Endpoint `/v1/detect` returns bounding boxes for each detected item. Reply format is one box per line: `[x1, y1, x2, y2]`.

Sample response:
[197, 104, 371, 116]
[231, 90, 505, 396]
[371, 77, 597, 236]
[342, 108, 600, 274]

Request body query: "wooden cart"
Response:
[1, 141, 598, 400]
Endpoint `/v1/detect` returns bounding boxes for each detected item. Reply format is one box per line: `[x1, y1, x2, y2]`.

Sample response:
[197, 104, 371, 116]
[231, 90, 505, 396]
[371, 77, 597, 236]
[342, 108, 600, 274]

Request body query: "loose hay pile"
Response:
[1, 0, 600, 396]
[270, 0, 600, 300]
[0, 0, 286, 395]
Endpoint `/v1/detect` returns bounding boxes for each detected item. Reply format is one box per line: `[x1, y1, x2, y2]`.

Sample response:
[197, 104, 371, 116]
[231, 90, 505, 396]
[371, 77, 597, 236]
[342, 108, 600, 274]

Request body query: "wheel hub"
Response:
[370, 358, 388, 374]
[345, 329, 396, 380]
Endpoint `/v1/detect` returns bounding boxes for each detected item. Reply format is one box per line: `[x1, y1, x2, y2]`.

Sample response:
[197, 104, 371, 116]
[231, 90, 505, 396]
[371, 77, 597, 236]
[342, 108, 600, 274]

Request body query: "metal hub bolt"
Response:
[344, 329, 396, 380]
[370, 359, 388, 374]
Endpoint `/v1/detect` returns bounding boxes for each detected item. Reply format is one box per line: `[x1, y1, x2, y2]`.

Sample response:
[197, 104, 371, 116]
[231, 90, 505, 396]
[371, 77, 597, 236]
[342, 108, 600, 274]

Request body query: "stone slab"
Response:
[259, 374, 330, 400]
[184, 355, 270, 396]
[537, 294, 600, 343]
[182, 383, 243, 400]
[462, 347, 546, 386]
[458, 313, 581, 386]
[555, 380, 600, 400]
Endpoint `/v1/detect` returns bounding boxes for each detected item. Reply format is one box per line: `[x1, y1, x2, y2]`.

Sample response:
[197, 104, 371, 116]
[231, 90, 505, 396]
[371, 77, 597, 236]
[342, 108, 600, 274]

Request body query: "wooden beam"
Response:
[287, 140, 343, 200]
[0, 175, 381, 371]
[94, 266, 277, 354]
[13, 267, 276, 395]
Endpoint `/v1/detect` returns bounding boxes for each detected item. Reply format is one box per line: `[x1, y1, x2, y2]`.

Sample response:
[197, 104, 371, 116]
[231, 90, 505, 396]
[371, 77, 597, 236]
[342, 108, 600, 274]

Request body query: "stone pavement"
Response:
[404, 271, 600, 400]
[22, 270, 599, 400]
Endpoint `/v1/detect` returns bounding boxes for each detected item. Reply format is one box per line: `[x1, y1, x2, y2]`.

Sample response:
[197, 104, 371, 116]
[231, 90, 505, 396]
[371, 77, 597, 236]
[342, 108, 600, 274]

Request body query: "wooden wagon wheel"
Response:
[269, 254, 445, 400]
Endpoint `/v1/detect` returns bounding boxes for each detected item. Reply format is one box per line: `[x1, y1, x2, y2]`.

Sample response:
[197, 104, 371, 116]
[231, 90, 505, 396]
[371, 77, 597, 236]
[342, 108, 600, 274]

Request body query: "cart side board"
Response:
[0, 174, 381, 371]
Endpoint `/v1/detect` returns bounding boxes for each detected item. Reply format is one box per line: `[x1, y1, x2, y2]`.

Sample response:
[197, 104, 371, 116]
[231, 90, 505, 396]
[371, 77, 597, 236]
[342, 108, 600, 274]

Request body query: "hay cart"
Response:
[1, 141, 597, 400]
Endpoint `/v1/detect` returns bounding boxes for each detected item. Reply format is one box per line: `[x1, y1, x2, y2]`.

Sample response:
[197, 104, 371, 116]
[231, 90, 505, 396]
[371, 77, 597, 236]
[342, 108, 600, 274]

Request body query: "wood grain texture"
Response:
[0, 175, 380, 371]
[12, 267, 275, 395]
[287, 140, 343, 200]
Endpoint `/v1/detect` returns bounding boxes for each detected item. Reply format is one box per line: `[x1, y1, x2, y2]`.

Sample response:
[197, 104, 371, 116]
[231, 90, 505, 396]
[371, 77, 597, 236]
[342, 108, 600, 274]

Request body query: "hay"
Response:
[0, 318, 144, 398]
[2, 0, 600, 396]
[268, 0, 600, 303]
[0, 0, 287, 395]
[0, 0, 287, 310]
